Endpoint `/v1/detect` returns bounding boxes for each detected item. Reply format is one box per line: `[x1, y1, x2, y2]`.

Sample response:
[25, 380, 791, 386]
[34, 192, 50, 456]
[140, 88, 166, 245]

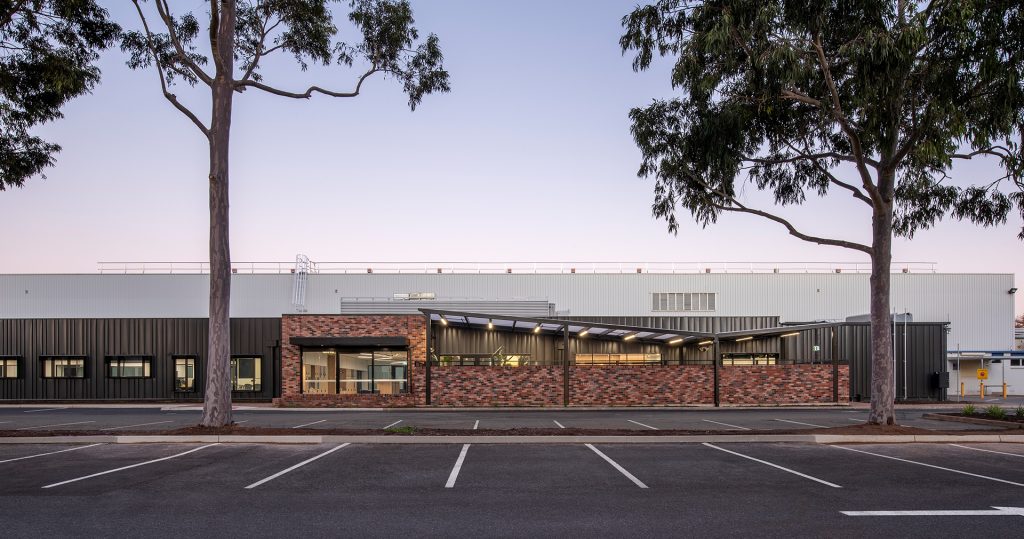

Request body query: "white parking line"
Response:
[833, 446, 1024, 487]
[553, 420, 565, 429]
[585, 444, 648, 488]
[949, 444, 1024, 459]
[382, 420, 403, 429]
[847, 418, 864, 422]
[43, 444, 220, 489]
[703, 443, 842, 488]
[775, 419, 829, 428]
[245, 444, 351, 489]
[17, 421, 95, 431]
[100, 421, 173, 431]
[702, 419, 750, 431]
[0, 444, 103, 465]
[23, 407, 68, 413]
[291, 419, 326, 429]
[234, 420, 249, 424]
[445, 444, 470, 488]
[627, 420, 658, 430]
[473, 420, 479, 430]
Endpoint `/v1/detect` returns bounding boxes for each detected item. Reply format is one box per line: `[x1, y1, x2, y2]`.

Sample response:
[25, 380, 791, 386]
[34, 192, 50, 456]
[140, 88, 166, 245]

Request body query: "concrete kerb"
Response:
[1, 434, 1022, 444]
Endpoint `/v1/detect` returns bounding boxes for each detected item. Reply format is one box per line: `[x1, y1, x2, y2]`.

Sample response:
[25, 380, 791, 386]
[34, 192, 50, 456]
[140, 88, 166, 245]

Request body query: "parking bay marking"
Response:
[0, 444, 104, 465]
[42, 444, 220, 489]
[585, 444, 648, 489]
[23, 407, 68, 413]
[703, 443, 842, 489]
[100, 421, 173, 431]
[949, 444, 1024, 459]
[842, 507, 1024, 517]
[627, 420, 658, 430]
[702, 419, 750, 431]
[473, 420, 479, 430]
[774, 419, 829, 428]
[553, 420, 565, 429]
[292, 419, 326, 429]
[833, 446, 1024, 487]
[445, 444, 471, 488]
[17, 421, 95, 431]
[245, 444, 351, 489]
[382, 420, 403, 430]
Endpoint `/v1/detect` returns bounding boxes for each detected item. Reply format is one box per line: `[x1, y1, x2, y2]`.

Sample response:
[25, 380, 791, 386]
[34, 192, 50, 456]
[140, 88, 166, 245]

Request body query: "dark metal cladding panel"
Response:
[0, 318, 280, 401]
[841, 323, 948, 402]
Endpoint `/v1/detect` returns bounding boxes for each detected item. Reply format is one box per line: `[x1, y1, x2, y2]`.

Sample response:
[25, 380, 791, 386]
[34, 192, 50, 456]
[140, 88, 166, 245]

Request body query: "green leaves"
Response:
[0, 0, 119, 190]
[621, 0, 1024, 243]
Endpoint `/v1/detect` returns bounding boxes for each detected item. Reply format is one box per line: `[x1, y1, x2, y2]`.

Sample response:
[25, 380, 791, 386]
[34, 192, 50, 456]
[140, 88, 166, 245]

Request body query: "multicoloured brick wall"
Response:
[427, 366, 563, 406]
[720, 365, 850, 404]
[569, 366, 713, 406]
[278, 314, 426, 405]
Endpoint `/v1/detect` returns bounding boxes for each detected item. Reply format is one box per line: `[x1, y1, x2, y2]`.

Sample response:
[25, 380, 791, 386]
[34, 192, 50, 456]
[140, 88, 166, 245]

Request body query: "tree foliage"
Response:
[0, 1, 119, 190]
[620, 0, 1023, 243]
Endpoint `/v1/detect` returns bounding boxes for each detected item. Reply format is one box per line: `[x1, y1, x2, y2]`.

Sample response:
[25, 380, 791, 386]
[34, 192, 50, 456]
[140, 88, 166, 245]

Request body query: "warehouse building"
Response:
[0, 262, 1015, 405]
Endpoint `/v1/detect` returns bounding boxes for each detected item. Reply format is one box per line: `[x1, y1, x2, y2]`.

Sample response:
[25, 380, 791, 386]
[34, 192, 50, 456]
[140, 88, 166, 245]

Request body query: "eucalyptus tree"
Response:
[0, 1, 119, 190]
[122, 0, 449, 426]
[621, 0, 1023, 424]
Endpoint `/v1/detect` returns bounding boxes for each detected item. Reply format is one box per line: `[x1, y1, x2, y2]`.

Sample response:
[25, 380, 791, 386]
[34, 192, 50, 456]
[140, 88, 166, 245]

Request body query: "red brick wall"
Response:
[569, 366, 713, 406]
[279, 314, 426, 404]
[720, 364, 848, 404]
[428, 366, 562, 406]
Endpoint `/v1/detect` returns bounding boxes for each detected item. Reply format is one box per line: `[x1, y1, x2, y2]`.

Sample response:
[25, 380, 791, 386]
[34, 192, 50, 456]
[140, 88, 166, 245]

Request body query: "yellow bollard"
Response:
[980, 381, 985, 398]
[960, 382, 964, 397]
[1004, 383, 1008, 399]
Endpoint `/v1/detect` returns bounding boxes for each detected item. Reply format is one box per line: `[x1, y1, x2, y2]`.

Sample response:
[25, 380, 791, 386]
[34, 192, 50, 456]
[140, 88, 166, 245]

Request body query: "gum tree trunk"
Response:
[201, 3, 236, 427]
[867, 197, 895, 425]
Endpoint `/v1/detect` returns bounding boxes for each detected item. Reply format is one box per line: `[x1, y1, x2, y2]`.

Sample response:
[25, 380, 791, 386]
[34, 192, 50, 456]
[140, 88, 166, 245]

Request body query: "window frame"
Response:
[172, 355, 198, 393]
[652, 292, 717, 312]
[0, 356, 21, 379]
[104, 355, 154, 379]
[39, 356, 88, 379]
[230, 355, 263, 392]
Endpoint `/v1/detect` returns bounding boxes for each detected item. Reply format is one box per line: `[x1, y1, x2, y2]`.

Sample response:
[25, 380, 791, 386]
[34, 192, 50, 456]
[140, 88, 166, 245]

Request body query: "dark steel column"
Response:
[713, 335, 720, 407]
[831, 325, 839, 403]
[563, 325, 570, 407]
[425, 314, 432, 406]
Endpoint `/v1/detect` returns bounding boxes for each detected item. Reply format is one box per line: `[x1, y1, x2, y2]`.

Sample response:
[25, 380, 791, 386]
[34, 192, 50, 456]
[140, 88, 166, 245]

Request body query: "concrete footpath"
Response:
[2, 433, 1023, 444]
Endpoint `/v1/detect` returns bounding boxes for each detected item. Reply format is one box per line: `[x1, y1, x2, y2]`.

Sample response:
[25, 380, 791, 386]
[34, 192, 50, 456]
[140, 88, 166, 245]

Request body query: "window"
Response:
[0, 356, 19, 378]
[574, 353, 662, 366]
[40, 356, 86, 378]
[652, 292, 716, 312]
[174, 356, 196, 392]
[231, 356, 262, 391]
[1011, 359, 1023, 368]
[105, 356, 153, 378]
[721, 353, 778, 366]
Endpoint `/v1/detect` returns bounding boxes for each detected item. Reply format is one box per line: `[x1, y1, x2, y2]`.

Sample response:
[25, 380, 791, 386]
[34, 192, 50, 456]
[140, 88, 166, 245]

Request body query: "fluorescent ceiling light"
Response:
[439, 316, 448, 326]
[488, 319, 493, 330]
[578, 329, 589, 337]
[623, 334, 637, 341]
[780, 332, 800, 338]
[735, 336, 753, 342]
[534, 325, 541, 333]
[669, 338, 683, 345]
[698, 340, 713, 345]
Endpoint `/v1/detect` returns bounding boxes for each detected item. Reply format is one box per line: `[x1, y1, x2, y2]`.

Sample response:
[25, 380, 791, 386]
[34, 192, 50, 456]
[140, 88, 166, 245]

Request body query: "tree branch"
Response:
[154, 0, 212, 86]
[780, 140, 874, 206]
[716, 203, 872, 253]
[131, 0, 209, 138]
[0, 0, 30, 28]
[235, 67, 379, 97]
[810, 33, 882, 205]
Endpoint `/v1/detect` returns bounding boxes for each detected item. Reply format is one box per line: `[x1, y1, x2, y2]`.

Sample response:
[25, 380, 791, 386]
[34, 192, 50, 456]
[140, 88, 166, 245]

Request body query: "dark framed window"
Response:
[300, 348, 409, 395]
[0, 356, 20, 379]
[40, 356, 87, 378]
[105, 356, 153, 378]
[174, 356, 197, 392]
[231, 356, 262, 391]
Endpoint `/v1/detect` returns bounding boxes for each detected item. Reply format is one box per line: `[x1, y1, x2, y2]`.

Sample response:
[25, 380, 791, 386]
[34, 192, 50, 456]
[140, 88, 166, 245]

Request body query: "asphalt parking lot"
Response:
[0, 440, 1022, 537]
[0, 406, 1012, 432]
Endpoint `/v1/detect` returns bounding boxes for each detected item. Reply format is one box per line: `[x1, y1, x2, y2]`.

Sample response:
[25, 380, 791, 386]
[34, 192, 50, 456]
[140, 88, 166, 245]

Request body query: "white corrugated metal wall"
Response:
[0, 272, 1014, 350]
